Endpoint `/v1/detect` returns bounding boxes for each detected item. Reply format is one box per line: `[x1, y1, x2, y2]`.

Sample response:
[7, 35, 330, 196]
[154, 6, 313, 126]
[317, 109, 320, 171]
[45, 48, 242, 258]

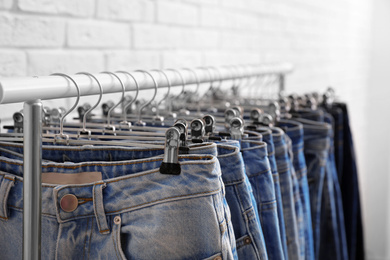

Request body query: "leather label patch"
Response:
[42, 172, 102, 185]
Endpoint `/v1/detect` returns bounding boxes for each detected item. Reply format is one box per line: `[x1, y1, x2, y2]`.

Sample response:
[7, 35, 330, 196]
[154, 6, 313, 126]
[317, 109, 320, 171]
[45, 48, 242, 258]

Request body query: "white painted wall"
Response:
[364, 0, 390, 259]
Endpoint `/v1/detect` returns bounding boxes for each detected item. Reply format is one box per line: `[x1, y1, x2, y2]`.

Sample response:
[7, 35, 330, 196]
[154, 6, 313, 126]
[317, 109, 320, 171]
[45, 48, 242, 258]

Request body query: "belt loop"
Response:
[0, 175, 15, 221]
[93, 182, 109, 235]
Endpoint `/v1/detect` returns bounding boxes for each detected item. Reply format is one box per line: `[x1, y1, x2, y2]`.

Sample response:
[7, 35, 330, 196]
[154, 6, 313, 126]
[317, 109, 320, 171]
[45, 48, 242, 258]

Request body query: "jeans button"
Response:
[213, 256, 222, 260]
[60, 194, 78, 212]
[114, 216, 121, 225]
[244, 236, 252, 245]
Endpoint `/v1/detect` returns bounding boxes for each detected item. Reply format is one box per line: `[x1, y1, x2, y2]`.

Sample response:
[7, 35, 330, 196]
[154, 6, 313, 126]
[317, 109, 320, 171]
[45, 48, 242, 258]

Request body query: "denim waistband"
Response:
[291, 118, 331, 151]
[277, 119, 304, 152]
[0, 141, 219, 163]
[243, 130, 263, 141]
[240, 141, 270, 178]
[294, 108, 325, 122]
[252, 127, 274, 157]
[0, 154, 222, 226]
[216, 144, 247, 184]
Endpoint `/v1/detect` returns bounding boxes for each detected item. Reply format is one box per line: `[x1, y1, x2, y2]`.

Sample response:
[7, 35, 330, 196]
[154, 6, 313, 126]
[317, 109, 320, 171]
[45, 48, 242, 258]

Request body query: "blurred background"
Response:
[0, 0, 387, 258]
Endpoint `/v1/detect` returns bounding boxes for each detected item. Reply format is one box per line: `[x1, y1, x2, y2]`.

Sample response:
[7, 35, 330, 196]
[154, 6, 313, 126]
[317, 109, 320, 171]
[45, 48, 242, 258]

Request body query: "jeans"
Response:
[319, 113, 348, 260]
[253, 127, 288, 260]
[289, 117, 330, 260]
[217, 144, 268, 260]
[241, 140, 285, 260]
[332, 103, 364, 260]
[0, 150, 237, 259]
[277, 119, 315, 260]
[272, 127, 300, 260]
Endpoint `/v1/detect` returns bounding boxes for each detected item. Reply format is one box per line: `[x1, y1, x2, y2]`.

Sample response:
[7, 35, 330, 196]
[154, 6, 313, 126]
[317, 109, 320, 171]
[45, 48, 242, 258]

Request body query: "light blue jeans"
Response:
[0, 150, 237, 259]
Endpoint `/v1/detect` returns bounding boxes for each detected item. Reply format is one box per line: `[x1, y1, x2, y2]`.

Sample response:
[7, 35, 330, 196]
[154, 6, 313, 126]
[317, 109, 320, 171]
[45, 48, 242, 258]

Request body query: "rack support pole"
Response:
[23, 100, 43, 260]
[279, 73, 285, 93]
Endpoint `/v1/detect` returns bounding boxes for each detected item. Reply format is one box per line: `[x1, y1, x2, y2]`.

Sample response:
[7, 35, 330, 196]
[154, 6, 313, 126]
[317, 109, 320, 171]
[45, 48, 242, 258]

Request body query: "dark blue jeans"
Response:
[330, 103, 364, 260]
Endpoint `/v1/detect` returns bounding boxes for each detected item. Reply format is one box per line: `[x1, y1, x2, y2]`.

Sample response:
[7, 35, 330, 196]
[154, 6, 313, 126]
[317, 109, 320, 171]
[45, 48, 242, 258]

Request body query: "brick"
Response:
[200, 7, 226, 28]
[0, 50, 26, 77]
[17, 0, 94, 17]
[67, 20, 130, 48]
[157, 1, 199, 26]
[97, 0, 154, 22]
[180, 28, 220, 49]
[0, 14, 65, 47]
[132, 23, 181, 49]
[106, 50, 161, 71]
[27, 50, 105, 76]
[162, 50, 202, 68]
[0, 0, 13, 10]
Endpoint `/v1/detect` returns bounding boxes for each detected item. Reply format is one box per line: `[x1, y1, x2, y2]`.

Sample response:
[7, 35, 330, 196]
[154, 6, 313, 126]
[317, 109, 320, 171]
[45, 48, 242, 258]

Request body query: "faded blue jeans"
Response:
[252, 127, 288, 260]
[272, 127, 300, 260]
[0, 149, 237, 259]
[241, 140, 285, 260]
[278, 119, 315, 260]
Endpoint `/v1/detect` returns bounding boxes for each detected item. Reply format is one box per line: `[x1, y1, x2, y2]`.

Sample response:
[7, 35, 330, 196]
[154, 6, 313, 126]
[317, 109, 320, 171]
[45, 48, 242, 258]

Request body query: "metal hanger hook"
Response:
[116, 71, 140, 123]
[76, 72, 103, 131]
[135, 70, 159, 123]
[166, 69, 186, 100]
[50, 73, 80, 137]
[100, 71, 126, 126]
[151, 69, 171, 109]
[182, 68, 200, 96]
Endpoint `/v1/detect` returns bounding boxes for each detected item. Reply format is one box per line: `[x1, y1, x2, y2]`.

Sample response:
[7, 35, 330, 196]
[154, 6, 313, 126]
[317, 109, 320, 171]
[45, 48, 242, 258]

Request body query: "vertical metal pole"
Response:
[279, 73, 285, 93]
[23, 100, 42, 260]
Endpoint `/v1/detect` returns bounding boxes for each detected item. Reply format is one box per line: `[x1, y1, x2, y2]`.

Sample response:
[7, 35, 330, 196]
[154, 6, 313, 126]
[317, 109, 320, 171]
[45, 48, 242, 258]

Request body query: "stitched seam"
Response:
[93, 185, 103, 233]
[47, 188, 221, 221]
[111, 221, 120, 260]
[0, 156, 215, 168]
[82, 217, 89, 260]
[246, 168, 271, 178]
[0, 215, 8, 220]
[106, 188, 221, 214]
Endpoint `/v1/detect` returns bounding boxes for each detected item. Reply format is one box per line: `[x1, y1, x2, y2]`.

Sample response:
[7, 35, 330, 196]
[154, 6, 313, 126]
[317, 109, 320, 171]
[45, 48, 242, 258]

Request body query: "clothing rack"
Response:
[0, 62, 293, 260]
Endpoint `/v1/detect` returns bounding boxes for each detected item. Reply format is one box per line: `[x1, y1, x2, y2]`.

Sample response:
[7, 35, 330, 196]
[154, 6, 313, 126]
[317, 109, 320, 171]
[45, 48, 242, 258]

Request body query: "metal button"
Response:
[244, 237, 252, 245]
[213, 256, 222, 260]
[60, 194, 78, 212]
[114, 216, 121, 225]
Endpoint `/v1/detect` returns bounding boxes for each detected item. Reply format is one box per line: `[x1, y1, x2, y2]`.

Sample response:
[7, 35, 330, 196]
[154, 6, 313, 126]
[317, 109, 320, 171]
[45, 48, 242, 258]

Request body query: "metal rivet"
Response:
[213, 256, 222, 260]
[114, 216, 121, 225]
[244, 237, 252, 245]
[60, 194, 78, 213]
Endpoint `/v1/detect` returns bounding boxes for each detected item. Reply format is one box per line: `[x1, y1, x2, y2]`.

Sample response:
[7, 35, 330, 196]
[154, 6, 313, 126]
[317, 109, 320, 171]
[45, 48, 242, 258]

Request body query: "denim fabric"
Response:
[241, 140, 285, 260]
[284, 133, 306, 260]
[272, 127, 300, 260]
[329, 107, 344, 182]
[0, 152, 237, 259]
[277, 119, 315, 260]
[332, 103, 365, 260]
[321, 113, 348, 260]
[253, 127, 288, 260]
[289, 117, 330, 260]
[217, 144, 268, 260]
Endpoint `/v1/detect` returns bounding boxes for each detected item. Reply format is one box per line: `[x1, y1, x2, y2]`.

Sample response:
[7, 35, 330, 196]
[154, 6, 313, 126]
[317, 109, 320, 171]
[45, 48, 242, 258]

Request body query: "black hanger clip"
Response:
[190, 118, 205, 143]
[202, 114, 221, 141]
[160, 127, 181, 175]
[173, 119, 189, 154]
